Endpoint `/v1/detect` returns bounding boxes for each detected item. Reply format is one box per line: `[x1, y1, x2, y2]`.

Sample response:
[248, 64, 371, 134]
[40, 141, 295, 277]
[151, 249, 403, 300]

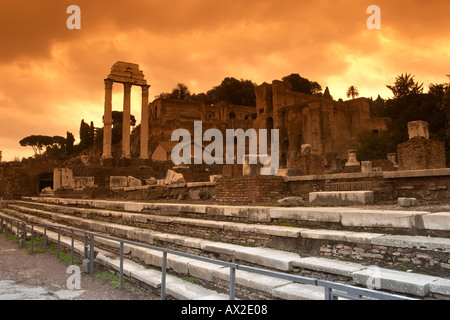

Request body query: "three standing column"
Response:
[102, 79, 150, 160]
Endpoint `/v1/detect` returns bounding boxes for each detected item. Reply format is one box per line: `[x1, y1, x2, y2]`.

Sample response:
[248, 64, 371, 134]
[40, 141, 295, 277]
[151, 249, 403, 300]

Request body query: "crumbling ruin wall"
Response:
[215, 176, 285, 205]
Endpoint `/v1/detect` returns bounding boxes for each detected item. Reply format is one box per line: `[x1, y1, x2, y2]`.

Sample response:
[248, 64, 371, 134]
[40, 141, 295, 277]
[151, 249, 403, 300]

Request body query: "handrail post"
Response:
[43, 226, 47, 251]
[161, 251, 167, 300]
[119, 241, 124, 289]
[30, 225, 34, 253]
[71, 230, 75, 265]
[57, 227, 61, 259]
[89, 234, 95, 274]
[16, 221, 19, 244]
[22, 222, 26, 248]
[0, 217, 3, 233]
[229, 267, 236, 300]
[84, 233, 88, 259]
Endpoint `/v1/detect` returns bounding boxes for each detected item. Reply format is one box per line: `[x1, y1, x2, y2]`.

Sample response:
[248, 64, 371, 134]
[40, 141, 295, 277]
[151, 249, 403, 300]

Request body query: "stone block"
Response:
[164, 169, 185, 185]
[398, 197, 418, 207]
[110, 176, 128, 189]
[61, 168, 74, 188]
[361, 161, 372, 173]
[73, 177, 95, 190]
[351, 268, 439, 296]
[269, 207, 341, 223]
[53, 169, 62, 191]
[340, 209, 425, 229]
[429, 278, 450, 296]
[272, 283, 324, 300]
[309, 191, 374, 206]
[127, 176, 142, 187]
[145, 177, 157, 185]
[277, 197, 305, 207]
[345, 150, 360, 167]
[293, 257, 364, 277]
[422, 212, 450, 231]
[397, 139, 446, 171]
[408, 120, 429, 139]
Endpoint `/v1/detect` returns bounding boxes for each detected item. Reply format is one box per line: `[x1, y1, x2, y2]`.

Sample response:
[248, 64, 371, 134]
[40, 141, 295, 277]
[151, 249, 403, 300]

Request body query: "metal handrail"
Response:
[0, 215, 417, 300]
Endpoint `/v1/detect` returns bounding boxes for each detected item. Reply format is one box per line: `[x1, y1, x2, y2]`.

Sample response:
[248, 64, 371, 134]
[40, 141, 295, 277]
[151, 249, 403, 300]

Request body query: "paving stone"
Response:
[272, 283, 325, 300]
[352, 268, 439, 296]
[293, 257, 365, 277]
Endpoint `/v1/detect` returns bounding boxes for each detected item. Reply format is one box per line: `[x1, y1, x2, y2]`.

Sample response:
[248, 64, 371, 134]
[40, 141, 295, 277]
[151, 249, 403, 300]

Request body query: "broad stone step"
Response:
[293, 257, 365, 277]
[0, 211, 228, 300]
[233, 247, 301, 272]
[271, 283, 325, 300]
[309, 191, 374, 206]
[352, 268, 440, 297]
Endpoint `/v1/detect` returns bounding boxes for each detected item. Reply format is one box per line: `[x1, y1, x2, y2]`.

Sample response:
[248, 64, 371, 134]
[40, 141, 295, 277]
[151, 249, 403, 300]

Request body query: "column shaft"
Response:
[140, 85, 150, 159]
[102, 79, 113, 159]
[122, 83, 132, 159]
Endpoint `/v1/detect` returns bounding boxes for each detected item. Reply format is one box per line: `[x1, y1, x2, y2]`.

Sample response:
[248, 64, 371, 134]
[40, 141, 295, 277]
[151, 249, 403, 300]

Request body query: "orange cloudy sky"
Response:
[0, 0, 449, 161]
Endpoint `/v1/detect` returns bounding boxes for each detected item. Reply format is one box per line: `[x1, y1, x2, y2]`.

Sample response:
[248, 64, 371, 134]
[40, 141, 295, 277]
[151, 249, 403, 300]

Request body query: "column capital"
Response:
[104, 78, 114, 90]
[123, 82, 132, 91]
[141, 84, 150, 96]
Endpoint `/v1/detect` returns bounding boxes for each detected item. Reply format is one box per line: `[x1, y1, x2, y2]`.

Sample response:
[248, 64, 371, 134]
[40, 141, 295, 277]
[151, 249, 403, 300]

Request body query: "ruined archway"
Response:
[102, 61, 150, 160]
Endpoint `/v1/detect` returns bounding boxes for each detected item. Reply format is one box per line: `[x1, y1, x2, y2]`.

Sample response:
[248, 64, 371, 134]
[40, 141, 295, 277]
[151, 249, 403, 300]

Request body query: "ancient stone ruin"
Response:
[397, 120, 446, 171]
[102, 61, 150, 160]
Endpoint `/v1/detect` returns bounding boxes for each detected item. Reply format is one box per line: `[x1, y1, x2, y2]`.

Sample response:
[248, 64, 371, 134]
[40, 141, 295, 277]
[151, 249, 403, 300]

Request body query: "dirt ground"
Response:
[0, 234, 158, 300]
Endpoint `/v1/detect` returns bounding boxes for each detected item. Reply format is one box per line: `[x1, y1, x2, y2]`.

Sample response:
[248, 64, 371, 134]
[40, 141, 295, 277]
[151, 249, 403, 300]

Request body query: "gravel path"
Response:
[0, 234, 158, 300]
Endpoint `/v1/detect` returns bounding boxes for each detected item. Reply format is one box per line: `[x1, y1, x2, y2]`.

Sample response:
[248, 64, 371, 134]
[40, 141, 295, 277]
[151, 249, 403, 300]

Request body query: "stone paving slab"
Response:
[271, 283, 325, 300]
[309, 191, 374, 206]
[293, 257, 366, 277]
[351, 268, 440, 297]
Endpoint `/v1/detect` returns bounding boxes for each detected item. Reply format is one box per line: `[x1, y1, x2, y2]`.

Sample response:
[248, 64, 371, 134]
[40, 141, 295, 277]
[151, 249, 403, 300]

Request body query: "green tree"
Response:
[79, 119, 92, 150]
[66, 131, 75, 155]
[282, 73, 322, 95]
[386, 73, 423, 98]
[206, 77, 256, 106]
[157, 83, 191, 100]
[110, 111, 136, 144]
[346, 85, 359, 99]
[19, 135, 54, 156]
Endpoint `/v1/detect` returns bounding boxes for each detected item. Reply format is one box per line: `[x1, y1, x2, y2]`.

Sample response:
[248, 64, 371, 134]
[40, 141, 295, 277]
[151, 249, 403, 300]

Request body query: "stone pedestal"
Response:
[291, 154, 325, 175]
[345, 150, 360, 167]
[397, 139, 446, 171]
[408, 120, 429, 139]
[397, 121, 446, 171]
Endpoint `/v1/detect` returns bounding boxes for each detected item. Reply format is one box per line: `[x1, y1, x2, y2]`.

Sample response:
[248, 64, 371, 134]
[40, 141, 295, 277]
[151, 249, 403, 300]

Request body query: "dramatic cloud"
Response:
[0, 0, 449, 160]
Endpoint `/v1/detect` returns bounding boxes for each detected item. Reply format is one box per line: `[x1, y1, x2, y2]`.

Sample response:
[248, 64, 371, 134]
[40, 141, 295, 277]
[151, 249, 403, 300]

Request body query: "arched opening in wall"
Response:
[39, 171, 53, 192]
[208, 111, 215, 119]
[229, 111, 236, 119]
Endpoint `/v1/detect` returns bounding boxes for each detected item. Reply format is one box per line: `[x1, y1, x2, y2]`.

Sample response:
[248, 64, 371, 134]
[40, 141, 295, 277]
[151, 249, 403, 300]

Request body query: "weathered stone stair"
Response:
[1, 196, 450, 299]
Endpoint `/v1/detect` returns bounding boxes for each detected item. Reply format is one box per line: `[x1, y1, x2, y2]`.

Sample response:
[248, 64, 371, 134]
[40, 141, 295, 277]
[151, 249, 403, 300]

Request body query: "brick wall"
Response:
[215, 176, 285, 205]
